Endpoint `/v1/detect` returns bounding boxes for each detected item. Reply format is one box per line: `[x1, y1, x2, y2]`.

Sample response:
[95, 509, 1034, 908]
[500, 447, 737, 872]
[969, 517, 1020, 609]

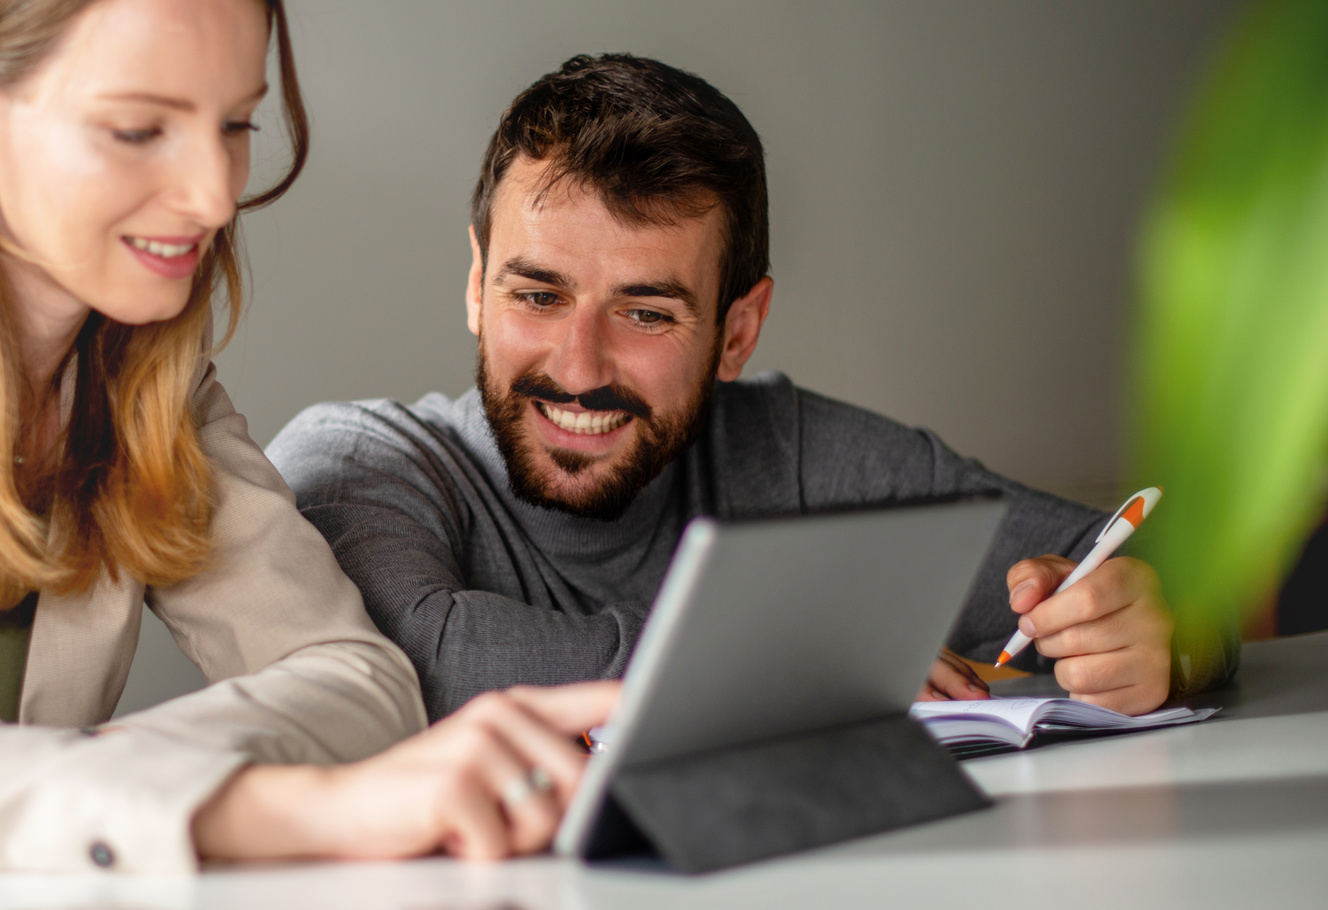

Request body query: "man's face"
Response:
[468, 157, 740, 520]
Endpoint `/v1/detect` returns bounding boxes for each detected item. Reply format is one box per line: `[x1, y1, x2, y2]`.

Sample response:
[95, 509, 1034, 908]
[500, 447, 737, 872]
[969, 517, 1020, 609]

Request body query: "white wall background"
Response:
[115, 0, 1241, 714]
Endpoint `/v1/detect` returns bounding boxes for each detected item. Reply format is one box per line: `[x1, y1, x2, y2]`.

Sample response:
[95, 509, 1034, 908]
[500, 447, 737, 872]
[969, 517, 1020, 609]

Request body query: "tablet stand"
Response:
[592, 713, 989, 873]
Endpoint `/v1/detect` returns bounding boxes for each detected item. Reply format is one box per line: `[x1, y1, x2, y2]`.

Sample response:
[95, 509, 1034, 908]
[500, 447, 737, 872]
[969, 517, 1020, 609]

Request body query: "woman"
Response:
[0, 0, 615, 873]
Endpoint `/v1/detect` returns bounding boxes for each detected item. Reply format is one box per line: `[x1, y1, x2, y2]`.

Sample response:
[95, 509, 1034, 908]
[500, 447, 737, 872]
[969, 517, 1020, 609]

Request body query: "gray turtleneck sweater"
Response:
[269, 372, 1106, 719]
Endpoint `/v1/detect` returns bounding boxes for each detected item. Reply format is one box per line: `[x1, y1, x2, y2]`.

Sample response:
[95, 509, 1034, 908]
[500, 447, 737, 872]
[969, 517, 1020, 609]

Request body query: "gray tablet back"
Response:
[556, 496, 1007, 857]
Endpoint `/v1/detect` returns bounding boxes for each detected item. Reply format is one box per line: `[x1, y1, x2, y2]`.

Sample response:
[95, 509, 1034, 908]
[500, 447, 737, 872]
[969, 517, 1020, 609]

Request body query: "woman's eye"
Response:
[112, 127, 162, 145]
[223, 120, 260, 137]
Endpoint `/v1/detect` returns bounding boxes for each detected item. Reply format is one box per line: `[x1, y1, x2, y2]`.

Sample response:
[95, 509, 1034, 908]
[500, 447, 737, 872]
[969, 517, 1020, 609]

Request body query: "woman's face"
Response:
[0, 0, 268, 326]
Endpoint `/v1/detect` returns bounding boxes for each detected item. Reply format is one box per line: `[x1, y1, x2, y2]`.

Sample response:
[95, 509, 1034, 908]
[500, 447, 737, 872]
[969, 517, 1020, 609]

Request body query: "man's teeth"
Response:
[539, 403, 631, 435]
[127, 237, 194, 258]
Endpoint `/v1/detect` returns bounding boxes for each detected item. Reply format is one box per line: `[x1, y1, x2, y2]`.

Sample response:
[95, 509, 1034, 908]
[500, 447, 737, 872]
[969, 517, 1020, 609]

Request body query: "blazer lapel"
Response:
[20, 572, 144, 727]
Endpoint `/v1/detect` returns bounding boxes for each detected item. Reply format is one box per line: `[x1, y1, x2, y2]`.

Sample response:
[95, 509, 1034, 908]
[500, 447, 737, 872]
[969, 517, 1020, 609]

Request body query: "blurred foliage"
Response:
[1131, 0, 1328, 633]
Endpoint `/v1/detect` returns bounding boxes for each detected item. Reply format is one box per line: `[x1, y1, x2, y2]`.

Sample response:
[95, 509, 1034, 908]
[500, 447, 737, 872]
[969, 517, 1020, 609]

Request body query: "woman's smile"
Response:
[122, 233, 205, 279]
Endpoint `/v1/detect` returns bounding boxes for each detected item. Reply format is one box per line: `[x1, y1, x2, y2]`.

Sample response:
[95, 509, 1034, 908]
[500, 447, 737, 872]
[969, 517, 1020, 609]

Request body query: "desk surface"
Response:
[6, 634, 1328, 910]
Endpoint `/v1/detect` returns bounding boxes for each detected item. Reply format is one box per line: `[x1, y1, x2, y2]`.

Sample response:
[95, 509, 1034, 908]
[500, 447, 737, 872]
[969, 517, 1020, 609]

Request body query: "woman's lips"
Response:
[122, 235, 202, 280]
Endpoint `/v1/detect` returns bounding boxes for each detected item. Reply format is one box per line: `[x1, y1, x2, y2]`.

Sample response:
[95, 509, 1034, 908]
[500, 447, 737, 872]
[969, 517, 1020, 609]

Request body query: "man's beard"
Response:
[476, 345, 717, 522]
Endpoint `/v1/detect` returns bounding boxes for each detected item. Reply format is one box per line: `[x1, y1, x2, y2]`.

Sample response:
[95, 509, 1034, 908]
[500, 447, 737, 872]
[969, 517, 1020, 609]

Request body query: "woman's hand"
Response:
[914, 648, 990, 702]
[192, 680, 619, 863]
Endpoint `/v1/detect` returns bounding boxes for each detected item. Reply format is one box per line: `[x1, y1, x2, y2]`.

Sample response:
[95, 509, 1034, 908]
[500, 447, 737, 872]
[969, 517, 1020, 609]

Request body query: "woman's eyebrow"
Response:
[95, 84, 270, 111]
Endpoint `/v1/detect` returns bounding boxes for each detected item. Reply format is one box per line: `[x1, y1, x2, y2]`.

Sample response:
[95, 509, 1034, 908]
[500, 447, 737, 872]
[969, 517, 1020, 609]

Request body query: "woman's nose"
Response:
[165, 135, 241, 228]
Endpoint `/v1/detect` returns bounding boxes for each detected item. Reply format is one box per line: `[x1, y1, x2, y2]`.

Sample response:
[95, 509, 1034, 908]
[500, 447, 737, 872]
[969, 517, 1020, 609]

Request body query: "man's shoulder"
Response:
[266, 389, 487, 481]
[702, 371, 937, 516]
[711, 370, 915, 442]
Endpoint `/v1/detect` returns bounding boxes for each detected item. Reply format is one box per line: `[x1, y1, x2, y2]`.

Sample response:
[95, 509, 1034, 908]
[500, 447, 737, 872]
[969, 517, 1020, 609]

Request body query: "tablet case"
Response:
[584, 712, 990, 873]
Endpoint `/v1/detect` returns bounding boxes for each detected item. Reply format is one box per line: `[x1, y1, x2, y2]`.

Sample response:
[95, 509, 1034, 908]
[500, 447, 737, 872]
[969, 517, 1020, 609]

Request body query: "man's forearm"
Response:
[418, 591, 648, 717]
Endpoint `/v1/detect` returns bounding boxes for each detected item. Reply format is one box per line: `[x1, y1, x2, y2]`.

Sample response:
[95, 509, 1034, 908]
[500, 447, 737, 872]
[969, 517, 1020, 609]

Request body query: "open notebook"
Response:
[909, 697, 1220, 757]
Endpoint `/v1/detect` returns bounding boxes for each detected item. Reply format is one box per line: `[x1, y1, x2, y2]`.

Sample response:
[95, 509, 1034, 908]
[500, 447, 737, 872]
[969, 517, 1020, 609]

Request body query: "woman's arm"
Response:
[0, 725, 247, 872]
[192, 682, 618, 862]
[116, 359, 428, 764]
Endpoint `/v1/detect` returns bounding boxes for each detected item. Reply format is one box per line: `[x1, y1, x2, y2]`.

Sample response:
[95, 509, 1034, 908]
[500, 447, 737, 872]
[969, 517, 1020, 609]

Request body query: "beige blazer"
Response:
[0, 339, 428, 873]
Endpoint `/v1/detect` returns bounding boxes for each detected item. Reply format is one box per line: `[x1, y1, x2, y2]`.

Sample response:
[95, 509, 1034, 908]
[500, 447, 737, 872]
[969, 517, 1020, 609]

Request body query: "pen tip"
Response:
[994, 651, 1011, 668]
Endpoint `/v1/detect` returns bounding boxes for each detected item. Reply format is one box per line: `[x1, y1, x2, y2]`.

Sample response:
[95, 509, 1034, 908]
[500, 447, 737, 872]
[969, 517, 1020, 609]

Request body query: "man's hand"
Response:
[193, 680, 620, 863]
[1008, 555, 1173, 715]
[915, 648, 991, 702]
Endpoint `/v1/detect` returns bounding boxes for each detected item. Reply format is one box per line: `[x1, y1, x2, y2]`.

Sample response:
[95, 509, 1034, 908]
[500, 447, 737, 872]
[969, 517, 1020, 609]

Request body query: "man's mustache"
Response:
[510, 372, 652, 420]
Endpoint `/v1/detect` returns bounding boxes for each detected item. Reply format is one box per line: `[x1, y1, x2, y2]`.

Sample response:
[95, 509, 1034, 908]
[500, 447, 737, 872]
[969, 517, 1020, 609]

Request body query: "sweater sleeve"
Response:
[782, 381, 1238, 684]
[268, 401, 648, 720]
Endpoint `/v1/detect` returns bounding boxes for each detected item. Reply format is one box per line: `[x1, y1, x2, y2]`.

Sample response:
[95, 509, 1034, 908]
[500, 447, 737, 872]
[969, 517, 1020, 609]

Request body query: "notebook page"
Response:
[910, 697, 1209, 734]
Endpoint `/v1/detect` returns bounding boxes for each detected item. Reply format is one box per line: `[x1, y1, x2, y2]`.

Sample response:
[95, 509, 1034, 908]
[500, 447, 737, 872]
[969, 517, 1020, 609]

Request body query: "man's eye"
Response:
[223, 120, 260, 137]
[519, 291, 561, 308]
[626, 309, 670, 326]
[112, 127, 162, 145]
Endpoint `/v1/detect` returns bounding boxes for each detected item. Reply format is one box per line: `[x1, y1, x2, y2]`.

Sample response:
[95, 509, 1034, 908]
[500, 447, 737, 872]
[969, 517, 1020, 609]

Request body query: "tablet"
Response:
[555, 494, 1007, 861]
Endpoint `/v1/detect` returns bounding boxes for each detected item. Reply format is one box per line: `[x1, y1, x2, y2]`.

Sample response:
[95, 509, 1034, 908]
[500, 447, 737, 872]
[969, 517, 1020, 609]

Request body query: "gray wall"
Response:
[115, 0, 1240, 714]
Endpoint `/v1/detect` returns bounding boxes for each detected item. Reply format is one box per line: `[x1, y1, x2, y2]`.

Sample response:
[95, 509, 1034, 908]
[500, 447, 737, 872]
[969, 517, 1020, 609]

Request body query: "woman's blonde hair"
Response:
[0, 0, 308, 602]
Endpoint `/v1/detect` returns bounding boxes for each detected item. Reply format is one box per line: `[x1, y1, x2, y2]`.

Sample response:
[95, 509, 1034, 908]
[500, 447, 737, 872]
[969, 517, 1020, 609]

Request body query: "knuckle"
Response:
[1119, 555, 1160, 588]
[1075, 691, 1119, 712]
[1074, 581, 1107, 623]
[433, 768, 471, 805]
[466, 836, 509, 862]
[472, 690, 508, 713]
[1055, 657, 1099, 694]
[1057, 624, 1086, 657]
[515, 800, 559, 848]
[451, 722, 498, 758]
[467, 691, 516, 725]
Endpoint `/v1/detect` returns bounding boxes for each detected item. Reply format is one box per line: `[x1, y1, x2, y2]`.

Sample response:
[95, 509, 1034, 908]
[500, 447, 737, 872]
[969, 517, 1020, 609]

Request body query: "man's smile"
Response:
[536, 401, 633, 436]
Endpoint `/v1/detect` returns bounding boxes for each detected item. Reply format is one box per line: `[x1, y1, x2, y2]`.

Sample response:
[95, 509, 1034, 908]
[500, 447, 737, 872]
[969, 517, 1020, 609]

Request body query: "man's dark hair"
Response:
[471, 53, 769, 323]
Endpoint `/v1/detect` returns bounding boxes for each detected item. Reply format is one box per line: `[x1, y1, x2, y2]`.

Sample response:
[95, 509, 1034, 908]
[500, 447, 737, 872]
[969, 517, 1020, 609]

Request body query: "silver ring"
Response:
[501, 767, 554, 806]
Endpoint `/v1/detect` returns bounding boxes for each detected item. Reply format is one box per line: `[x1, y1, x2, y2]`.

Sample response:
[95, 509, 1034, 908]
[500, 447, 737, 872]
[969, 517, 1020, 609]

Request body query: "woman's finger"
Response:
[433, 761, 512, 861]
[458, 692, 592, 809]
[466, 733, 561, 856]
[502, 680, 621, 734]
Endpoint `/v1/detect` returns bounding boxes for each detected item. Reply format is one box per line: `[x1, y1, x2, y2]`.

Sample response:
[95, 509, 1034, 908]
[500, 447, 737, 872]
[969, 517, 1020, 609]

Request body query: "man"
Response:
[269, 54, 1193, 722]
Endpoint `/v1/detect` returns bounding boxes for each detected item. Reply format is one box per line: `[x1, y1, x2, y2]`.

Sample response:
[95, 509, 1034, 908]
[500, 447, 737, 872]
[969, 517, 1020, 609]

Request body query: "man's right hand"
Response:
[192, 680, 619, 862]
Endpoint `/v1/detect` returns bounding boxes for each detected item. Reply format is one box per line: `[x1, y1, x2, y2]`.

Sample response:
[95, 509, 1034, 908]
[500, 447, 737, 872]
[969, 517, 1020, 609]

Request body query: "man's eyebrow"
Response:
[96, 84, 269, 112]
[493, 257, 575, 289]
[613, 281, 700, 315]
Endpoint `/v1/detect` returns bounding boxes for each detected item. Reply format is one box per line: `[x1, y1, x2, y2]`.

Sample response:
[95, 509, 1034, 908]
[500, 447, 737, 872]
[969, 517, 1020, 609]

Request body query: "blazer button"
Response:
[89, 841, 115, 868]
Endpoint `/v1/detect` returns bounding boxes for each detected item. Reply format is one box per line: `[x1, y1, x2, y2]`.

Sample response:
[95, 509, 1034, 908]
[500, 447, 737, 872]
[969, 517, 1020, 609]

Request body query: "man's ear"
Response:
[716, 276, 773, 382]
[466, 224, 484, 337]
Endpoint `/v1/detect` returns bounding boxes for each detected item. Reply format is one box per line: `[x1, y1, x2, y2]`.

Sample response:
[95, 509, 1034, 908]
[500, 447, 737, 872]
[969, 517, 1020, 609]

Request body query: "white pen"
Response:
[994, 486, 1164, 668]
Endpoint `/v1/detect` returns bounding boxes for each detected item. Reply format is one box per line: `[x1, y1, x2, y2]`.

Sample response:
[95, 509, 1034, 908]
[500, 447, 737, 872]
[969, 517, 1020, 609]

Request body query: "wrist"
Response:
[192, 763, 340, 862]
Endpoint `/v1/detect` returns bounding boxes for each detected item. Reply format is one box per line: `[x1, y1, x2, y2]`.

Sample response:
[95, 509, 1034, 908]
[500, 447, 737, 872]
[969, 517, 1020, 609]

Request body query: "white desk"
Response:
[6, 634, 1328, 910]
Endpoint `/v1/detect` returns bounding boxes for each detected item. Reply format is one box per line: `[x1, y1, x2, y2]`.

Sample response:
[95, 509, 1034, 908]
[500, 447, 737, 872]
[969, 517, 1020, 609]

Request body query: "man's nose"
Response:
[544, 306, 614, 396]
[164, 136, 240, 229]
